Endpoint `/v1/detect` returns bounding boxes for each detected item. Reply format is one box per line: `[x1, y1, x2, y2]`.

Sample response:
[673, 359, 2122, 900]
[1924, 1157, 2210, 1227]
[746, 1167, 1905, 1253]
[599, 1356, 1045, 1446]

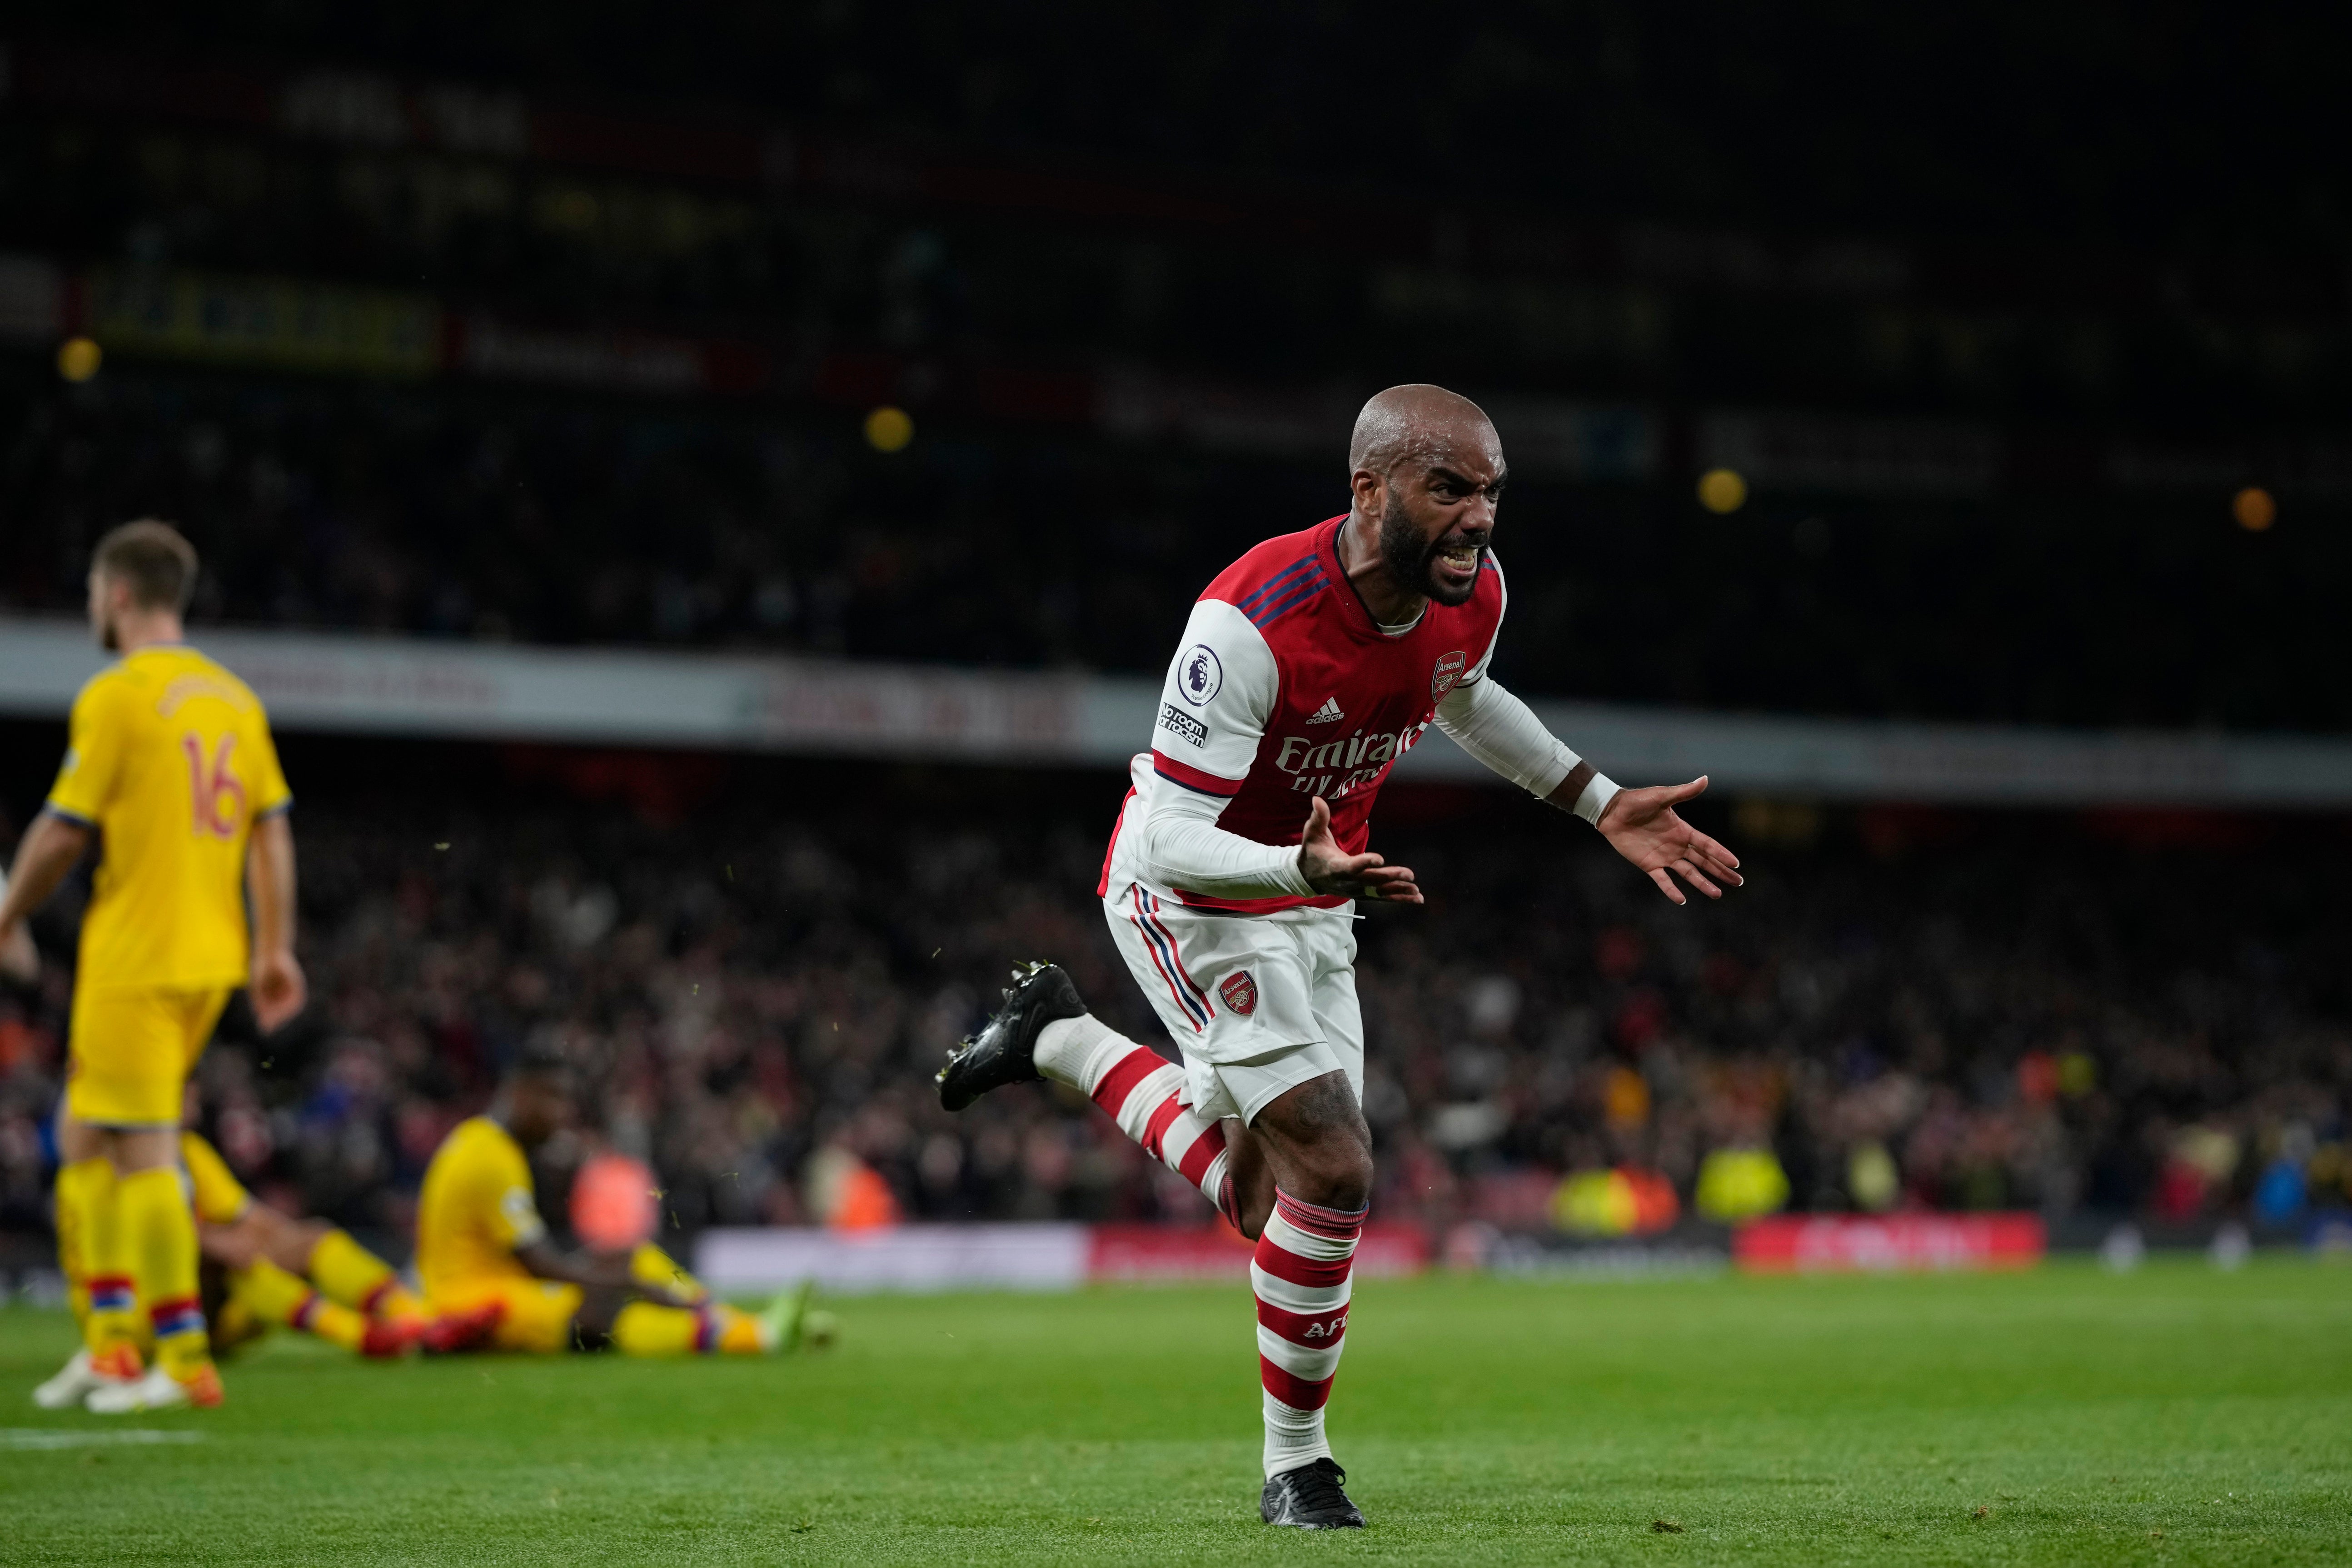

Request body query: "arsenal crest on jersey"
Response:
[1430, 649, 1469, 701]
[1217, 970, 1258, 1016]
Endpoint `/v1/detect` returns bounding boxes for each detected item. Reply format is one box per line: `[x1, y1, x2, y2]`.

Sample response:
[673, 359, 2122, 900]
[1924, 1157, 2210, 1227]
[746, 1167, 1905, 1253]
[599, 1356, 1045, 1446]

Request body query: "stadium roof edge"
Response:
[1, 617, 2347, 809]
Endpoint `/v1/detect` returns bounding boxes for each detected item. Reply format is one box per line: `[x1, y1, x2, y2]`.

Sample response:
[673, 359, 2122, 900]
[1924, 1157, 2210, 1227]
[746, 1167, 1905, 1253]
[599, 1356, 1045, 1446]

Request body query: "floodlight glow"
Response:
[865, 406, 914, 453]
[1697, 468, 1747, 514]
[57, 337, 102, 383]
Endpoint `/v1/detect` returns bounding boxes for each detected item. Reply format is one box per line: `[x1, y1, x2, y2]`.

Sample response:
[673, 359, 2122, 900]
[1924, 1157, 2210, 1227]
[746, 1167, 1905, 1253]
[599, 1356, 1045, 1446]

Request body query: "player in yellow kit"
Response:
[1, 520, 306, 1413]
[416, 1050, 821, 1357]
[175, 1131, 502, 1361]
[183, 1130, 407, 1360]
[34, 1121, 498, 1393]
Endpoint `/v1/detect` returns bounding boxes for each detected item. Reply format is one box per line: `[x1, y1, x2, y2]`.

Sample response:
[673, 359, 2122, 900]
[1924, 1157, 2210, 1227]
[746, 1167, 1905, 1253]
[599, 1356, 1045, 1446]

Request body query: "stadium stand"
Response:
[3, 28, 2349, 730]
[0, 18, 2346, 1271]
[3, 363, 2347, 732]
[4, 744, 2343, 1263]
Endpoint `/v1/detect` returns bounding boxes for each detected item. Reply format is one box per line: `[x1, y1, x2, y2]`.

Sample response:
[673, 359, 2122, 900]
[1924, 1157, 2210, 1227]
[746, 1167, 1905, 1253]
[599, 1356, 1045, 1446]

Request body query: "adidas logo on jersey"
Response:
[1305, 697, 1344, 724]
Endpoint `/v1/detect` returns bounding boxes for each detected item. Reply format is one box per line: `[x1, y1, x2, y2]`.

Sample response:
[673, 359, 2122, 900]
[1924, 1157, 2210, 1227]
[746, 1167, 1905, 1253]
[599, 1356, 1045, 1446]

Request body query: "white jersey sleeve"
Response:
[1137, 784, 1315, 900]
[1150, 598, 1277, 788]
[1431, 553, 1620, 821]
[1138, 598, 1315, 900]
[1435, 676, 1581, 797]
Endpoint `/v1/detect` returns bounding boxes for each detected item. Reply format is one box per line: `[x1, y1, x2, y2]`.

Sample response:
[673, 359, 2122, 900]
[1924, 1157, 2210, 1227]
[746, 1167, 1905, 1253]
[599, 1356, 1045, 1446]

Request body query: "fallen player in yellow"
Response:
[182, 1131, 502, 1361]
[415, 1049, 818, 1356]
[36, 1130, 498, 1404]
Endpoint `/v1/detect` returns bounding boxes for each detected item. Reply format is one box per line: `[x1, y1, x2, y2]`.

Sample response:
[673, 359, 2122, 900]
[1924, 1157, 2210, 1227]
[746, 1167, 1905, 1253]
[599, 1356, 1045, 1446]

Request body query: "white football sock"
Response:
[1033, 1014, 1116, 1087]
[1034, 1016, 1231, 1212]
[1263, 1391, 1333, 1477]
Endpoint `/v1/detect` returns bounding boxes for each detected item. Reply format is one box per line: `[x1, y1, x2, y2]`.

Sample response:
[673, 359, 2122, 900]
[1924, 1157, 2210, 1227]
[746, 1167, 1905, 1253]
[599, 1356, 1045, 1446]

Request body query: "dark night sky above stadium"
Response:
[33, 2, 2352, 257]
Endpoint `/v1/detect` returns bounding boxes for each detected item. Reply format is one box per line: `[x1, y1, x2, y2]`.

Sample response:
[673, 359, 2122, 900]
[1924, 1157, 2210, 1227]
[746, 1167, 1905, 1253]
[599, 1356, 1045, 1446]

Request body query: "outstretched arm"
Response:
[514, 1238, 695, 1307]
[1434, 676, 1614, 820]
[1433, 677, 1740, 904]
[0, 812, 93, 982]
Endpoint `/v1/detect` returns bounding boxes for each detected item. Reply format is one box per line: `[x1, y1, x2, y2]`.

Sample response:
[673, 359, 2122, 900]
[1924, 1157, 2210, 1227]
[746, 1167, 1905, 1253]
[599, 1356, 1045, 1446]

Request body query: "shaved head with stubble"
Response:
[1340, 384, 1508, 623]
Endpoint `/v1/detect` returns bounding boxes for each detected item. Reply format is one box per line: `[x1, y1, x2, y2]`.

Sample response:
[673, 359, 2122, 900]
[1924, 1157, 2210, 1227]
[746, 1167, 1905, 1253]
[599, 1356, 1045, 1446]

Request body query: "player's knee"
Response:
[269, 1216, 329, 1274]
[1315, 1143, 1375, 1212]
[1290, 1126, 1373, 1211]
[1258, 1071, 1374, 1209]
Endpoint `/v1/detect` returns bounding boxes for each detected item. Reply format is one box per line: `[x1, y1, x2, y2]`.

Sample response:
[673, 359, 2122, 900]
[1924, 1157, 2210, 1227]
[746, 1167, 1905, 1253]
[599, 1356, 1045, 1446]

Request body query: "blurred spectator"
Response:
[7, 770, 2342, 1252]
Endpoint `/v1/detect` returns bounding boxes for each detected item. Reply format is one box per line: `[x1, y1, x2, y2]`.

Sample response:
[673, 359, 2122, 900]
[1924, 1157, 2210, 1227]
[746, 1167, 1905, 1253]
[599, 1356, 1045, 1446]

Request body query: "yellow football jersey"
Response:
[414, 1117, 547, 1294]
[179, 1130, 253, 1227]
[46, 646, 291, 993]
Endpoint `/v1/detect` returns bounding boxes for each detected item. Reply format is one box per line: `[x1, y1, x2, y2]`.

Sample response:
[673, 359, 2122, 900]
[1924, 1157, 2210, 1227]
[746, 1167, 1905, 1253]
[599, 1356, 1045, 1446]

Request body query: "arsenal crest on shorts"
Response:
[1430, 649, 1468, 701]
[1218, 970, 1258, 1016]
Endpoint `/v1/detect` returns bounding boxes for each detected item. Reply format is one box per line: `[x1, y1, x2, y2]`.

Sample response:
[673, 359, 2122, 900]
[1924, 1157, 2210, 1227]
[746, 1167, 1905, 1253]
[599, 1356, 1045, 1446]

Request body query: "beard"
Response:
[1377, 482, 1481, 608]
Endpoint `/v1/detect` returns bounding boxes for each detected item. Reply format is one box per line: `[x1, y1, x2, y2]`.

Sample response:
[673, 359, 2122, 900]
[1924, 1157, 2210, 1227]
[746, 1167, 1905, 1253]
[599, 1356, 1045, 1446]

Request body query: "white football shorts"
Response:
[1101, 881, 1365, 1125]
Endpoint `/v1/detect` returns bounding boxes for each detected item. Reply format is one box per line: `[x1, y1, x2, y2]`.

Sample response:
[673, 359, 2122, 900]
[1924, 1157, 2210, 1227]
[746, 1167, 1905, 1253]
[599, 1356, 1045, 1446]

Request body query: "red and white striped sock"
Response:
[1036, 1016, 1233, 1217]
[1252, 1188, 1364, 1477]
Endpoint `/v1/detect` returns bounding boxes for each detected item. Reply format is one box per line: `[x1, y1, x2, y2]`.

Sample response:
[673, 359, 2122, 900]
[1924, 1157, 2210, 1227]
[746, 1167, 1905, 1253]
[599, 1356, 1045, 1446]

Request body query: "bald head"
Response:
[1347, 384, 1502, 480]
[1340, 384, 1509, 617]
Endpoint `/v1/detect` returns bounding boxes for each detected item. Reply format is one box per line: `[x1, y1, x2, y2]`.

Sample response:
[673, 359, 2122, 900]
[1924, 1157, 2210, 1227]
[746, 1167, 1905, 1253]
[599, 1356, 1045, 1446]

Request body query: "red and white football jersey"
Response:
[1100, 513, 1507, 914]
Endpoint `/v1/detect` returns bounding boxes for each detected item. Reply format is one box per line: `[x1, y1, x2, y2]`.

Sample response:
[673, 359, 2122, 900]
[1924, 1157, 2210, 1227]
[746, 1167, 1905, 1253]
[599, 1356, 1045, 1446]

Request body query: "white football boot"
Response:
[32, 1348, 102, 1409]
[85, 1364, 193, 1414]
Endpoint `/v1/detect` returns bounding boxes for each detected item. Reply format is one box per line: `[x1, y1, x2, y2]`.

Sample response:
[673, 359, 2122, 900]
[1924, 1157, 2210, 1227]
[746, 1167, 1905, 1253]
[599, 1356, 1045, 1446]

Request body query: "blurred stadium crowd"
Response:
[2, 11, 2348, 1264]
[3, 25, 2348, 731]
[4, 368, 2338, 735]
[3, 765, 2344, 1257]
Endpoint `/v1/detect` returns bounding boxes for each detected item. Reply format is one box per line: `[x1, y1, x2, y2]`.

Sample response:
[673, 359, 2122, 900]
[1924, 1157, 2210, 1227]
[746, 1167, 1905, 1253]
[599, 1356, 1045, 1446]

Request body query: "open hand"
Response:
[1598, 776, 1744, 906]
[249, 946, 308, 1034]
[1296, 797, 1423, 905]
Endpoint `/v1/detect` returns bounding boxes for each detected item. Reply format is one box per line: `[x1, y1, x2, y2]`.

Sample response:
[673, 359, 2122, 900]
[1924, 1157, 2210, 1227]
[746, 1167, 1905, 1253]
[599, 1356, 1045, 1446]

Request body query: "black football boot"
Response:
[935, 961, 1086, 1112]
[1260, 1458, 1366, 1529]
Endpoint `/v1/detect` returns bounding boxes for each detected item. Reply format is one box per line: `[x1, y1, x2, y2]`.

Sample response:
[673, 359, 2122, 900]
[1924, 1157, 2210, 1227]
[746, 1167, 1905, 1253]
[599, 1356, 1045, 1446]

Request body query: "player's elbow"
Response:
[34, 810, 93, 858]
[248, 810, 296, 864]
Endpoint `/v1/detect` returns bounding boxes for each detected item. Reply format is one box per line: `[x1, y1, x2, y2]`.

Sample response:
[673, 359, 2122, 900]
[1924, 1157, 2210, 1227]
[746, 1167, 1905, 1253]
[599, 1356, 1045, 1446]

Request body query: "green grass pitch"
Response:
[4, 1259, 2347, 1564]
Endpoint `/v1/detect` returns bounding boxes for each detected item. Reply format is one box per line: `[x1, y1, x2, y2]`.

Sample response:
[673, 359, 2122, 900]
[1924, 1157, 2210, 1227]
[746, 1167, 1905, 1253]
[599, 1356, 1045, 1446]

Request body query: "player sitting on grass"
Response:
[415, 1049, 817, 1357]
[183, 1129, 503, 1363]
[35, 1124, 500, 1401]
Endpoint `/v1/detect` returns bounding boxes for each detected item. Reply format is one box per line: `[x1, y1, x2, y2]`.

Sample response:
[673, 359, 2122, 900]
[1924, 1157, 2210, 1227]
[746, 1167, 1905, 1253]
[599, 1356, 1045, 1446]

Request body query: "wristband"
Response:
[1571, 773, 1619, 826]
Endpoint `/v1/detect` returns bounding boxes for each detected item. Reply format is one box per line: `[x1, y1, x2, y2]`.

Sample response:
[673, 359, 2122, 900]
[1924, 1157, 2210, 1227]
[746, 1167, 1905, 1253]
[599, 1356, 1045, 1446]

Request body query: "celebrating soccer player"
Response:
[937, 384, 1742, 1528]
[3, 520, 308, 1412]
[412, 1049, 822, 1357]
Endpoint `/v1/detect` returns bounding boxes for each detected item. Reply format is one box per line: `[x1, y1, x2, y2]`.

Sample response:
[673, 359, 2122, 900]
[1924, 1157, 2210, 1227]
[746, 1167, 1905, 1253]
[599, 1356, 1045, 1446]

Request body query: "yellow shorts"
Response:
[429, 1276, 585, 1354]
[66, 986, 231, 1126]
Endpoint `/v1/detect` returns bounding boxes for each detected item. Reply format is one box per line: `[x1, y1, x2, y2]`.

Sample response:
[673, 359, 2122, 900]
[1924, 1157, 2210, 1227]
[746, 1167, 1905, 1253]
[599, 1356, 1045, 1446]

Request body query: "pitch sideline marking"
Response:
[0, 1428, 209, 1449]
